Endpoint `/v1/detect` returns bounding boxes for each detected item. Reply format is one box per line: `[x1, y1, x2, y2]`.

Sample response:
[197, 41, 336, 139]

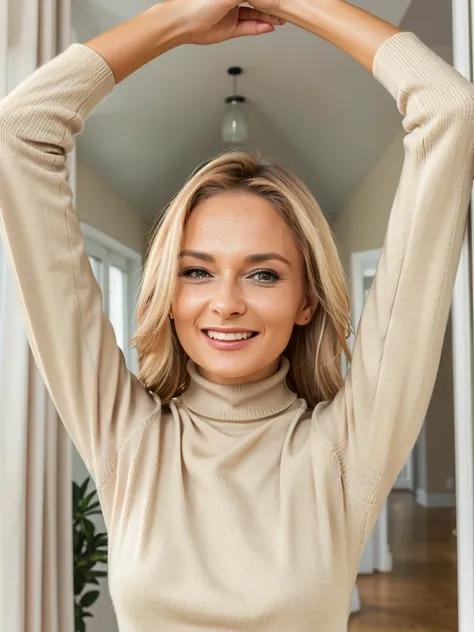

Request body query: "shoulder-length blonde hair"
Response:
[131, 149, 352, 408]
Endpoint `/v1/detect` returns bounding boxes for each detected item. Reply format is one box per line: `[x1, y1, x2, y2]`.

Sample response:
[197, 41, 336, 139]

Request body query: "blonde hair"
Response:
[131, 150, 352, 408]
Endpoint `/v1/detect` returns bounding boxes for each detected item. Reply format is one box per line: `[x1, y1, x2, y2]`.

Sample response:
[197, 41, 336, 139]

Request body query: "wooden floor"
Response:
[348, 491, 458, 632]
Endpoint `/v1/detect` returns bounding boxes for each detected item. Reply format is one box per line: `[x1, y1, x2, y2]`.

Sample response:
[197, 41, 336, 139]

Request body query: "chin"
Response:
[202, 356, 256, 378]
[194, 351, 280, 384]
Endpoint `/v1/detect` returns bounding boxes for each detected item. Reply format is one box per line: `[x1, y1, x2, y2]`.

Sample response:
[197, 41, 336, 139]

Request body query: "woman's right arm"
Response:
[0, 1, 282, 484]
[0, 37, 159, 486]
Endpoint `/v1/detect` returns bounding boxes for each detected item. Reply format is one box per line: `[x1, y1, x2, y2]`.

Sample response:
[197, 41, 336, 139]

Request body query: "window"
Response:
[81, 223, 143, 374]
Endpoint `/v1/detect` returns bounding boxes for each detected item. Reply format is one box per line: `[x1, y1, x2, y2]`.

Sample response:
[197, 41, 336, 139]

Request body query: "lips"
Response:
[201, 329, 259, 351]
[205, 330, 258, 341]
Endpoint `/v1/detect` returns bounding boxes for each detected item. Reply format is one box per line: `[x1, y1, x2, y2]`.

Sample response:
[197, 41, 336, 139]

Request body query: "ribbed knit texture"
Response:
[1, 31, 474, 631]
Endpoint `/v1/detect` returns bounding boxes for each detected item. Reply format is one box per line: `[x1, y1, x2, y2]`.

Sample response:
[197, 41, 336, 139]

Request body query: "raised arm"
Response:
[269, 1, 474, 507]
[0, 0, 283, 484]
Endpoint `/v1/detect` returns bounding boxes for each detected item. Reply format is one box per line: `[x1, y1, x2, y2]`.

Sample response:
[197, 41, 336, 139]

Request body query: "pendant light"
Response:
[221, 66, 249, 144]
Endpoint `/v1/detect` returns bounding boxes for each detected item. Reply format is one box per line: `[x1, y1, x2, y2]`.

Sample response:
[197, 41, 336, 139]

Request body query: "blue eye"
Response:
[179, 268, 211, 280]
[178, 268, 281, 284]
[251, 270, 281, 284]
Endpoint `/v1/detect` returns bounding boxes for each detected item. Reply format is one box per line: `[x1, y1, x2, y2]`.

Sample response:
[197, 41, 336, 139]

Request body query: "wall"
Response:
[73, 160, 152, 632]
[332, 128, 405, 275]
[332, 128, 456, 505]
[77, 161, 152, 257]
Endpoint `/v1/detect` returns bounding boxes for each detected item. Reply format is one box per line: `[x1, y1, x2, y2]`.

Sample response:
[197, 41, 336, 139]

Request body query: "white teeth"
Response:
[206, 330, 255, 341]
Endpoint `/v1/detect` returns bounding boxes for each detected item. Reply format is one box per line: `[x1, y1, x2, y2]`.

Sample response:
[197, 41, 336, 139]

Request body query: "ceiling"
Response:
[72, 0, 452, 221]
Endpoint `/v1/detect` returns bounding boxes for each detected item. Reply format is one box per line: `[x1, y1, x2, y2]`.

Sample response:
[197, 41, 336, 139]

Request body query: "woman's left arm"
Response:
[280, 1, 474, 507]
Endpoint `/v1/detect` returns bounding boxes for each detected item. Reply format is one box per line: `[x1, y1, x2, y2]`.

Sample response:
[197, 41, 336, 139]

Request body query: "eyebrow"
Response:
[179, 249, 291, 266]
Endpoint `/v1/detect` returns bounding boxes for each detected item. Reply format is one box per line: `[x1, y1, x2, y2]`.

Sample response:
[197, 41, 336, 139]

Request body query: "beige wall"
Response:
[76, 160, 152, 257]
[73, 160, 152, 632]
[332, 129, 406, 275]
[332, 130, 456, 500]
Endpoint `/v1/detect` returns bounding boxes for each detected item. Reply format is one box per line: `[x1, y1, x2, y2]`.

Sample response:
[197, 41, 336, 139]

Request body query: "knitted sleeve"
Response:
[314, 32, 474, 518]
[0, 45, 159, 484]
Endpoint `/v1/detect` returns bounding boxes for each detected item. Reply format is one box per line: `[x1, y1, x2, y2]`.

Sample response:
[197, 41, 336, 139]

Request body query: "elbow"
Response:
[0, 102, 24, 143]
[442, 89, 474, 126]
[0, 111, 27, 160]
[0, 106, 65, 159]
[0, 117, 17, 155]
[430, 94, 474, 146]
[0, 92, 41, 144]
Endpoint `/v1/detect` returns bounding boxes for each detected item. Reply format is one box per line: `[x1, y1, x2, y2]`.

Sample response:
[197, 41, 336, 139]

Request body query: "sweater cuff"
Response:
[0, 43, 116, 145]
[46, 43, 116, 119]
[373, 31, 474, 115]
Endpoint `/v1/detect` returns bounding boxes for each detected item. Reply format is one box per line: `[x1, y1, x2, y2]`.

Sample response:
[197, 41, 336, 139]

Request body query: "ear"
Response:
[295, 293, 318, 326]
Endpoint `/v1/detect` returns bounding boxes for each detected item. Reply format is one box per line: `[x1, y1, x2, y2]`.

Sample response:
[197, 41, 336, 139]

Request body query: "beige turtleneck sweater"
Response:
[1, 31, 474, 632]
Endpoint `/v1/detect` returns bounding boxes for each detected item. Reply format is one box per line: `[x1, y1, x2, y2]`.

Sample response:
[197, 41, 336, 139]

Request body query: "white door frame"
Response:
[452, 2, 474, 631]
[391, 456, 415, 491]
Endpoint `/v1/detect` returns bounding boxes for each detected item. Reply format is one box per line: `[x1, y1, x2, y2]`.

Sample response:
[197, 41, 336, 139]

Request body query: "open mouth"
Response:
[204, 330, 259, 341]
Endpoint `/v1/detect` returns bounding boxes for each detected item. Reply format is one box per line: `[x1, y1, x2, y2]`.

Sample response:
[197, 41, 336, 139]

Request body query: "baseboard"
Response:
[416, 488, 456, 508]
[350, 587, 361, 613]
[375, 549, 393, 573]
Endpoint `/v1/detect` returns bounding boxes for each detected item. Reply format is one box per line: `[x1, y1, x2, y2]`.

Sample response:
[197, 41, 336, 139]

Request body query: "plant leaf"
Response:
[73, 477, 108, 627]
[83, 500, 101, 514]
[82, 509, 102, 517]
[80, 490, 97, 510]
[80, 477, 90, 496]
[83, 518, 96, 543]
[80, 590, 100, 608]
[72, 483, 81, 517]
[88, 570, 108, 578]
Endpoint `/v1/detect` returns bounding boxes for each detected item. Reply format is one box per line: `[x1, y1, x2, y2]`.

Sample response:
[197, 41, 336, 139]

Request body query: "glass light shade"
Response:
[221, 100, 248, 143]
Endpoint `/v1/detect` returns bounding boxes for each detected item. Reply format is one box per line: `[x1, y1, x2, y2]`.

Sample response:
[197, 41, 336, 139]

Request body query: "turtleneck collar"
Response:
[181, 356, 298, 421]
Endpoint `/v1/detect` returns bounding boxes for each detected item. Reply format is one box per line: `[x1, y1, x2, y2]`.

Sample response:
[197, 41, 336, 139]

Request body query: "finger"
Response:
[233, 20, 275, 38]
[238, 7, 285, 25]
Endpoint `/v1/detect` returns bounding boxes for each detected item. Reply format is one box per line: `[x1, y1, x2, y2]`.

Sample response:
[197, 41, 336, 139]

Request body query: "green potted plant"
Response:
[73, 477, 108, 632]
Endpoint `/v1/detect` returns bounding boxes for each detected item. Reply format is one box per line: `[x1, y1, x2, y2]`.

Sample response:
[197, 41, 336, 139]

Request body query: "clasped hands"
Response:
[168, 0, 343, 45]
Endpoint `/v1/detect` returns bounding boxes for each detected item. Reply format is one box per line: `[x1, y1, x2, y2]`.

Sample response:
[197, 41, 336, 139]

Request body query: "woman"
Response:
[1, 0, 473, 629]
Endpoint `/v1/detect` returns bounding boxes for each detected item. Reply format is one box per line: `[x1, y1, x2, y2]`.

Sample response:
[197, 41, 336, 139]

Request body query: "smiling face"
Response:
[172, 191, 316, 384]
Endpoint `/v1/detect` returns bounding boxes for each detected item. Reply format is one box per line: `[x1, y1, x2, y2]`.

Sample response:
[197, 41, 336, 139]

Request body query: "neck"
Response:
[182, 355, 298, 422]
[196, 358, 281, 386]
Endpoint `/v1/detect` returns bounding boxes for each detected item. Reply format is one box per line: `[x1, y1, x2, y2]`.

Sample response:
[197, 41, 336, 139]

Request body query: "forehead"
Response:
[182, 192, 297, 256]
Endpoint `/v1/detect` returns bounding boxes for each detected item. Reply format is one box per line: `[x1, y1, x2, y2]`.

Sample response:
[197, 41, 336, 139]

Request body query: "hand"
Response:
[248, 0, 344, 21]
[242, 0, 282, 15]
[172, 0, 285, 45]
[247, 0, 398, 72]
[85, 1, 284, 84]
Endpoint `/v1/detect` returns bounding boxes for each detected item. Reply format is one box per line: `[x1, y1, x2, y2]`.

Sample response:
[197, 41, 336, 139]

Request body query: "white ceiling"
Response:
[72, 0, 452, 221]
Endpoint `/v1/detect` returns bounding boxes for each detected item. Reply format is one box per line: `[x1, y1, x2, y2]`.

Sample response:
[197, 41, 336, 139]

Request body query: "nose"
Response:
[209, 276, 247, 320]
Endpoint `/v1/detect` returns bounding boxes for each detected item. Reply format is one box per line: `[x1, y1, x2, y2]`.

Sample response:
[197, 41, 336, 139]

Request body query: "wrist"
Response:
[278, 0, 400, 72]
[86, 3, 190, 84]
[146, 2, 191, 51]
[278, 0, 344, 37]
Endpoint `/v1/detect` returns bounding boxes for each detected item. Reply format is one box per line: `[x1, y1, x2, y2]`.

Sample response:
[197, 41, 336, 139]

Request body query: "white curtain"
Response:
[0, 1, 74, 631]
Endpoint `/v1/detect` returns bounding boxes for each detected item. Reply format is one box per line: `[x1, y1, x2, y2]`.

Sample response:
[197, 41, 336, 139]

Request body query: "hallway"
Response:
[349, 492, 457, 632]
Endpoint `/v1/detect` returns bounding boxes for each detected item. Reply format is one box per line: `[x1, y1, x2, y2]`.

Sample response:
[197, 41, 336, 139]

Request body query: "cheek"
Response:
[172, 281, 305, 326]
[173, 285, 206, 321]
[254, 297, 291, 318]
[251, 282, 304, 310]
